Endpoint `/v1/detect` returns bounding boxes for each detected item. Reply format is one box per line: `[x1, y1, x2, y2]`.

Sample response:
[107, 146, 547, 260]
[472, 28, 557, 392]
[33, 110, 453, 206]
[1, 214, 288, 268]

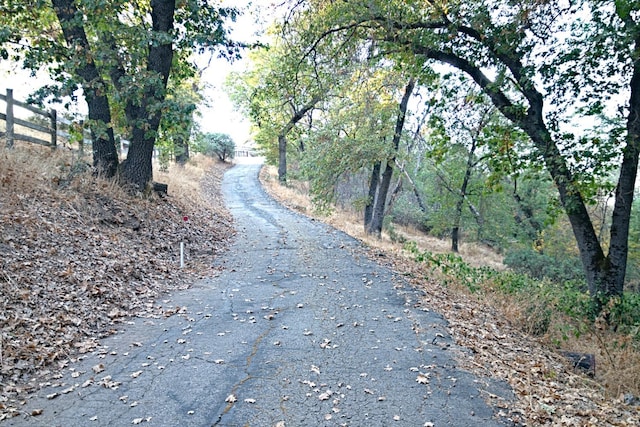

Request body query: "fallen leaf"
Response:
[416, 374, 430, 384]
[318, 391, 332, 401]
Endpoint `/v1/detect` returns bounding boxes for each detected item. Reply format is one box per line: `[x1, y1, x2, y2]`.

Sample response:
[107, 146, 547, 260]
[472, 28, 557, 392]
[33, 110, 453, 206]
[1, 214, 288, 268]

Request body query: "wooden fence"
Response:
[0, 88, 60, 149]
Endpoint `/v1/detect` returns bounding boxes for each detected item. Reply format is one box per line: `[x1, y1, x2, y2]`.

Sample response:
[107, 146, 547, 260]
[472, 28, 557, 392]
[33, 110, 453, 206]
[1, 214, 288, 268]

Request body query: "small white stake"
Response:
[180, 242, 185, 268]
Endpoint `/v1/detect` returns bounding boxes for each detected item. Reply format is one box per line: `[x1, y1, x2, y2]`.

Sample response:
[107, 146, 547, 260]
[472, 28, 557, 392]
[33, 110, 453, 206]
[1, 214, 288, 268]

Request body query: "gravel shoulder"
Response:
[4, 162, 513, 426]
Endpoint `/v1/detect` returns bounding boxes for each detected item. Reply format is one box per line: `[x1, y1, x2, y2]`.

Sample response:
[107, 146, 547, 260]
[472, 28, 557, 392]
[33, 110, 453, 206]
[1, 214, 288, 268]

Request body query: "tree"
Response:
[227, 23, 327, 182]
[297, 61, 416, 235]
[200, 132, 235, 162]
[365, 78, 415, 237]
[46, 0, 121, 177]
[115, 0, 175, 190]
[292, 0, 640, 304]
[1, 0, 241, 190]
[157, 65, 204, 166]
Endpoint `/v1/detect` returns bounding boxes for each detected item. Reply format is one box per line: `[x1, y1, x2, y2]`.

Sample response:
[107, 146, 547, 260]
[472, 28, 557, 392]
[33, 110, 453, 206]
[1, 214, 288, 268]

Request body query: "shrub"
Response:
[503, 248, 585, 284]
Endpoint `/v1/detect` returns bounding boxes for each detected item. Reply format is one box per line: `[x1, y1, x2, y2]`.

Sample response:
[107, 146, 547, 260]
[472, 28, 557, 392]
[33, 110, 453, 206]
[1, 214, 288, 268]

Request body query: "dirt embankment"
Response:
[0, 146, 233, 420]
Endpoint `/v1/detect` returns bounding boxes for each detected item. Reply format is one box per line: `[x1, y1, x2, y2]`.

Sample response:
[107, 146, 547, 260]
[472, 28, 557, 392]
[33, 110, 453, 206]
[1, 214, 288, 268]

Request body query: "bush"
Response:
[503, 248, 585, 284]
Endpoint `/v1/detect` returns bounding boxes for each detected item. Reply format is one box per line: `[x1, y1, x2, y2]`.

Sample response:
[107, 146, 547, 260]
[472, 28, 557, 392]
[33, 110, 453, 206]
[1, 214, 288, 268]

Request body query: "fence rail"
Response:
[0, 88, 60, 149]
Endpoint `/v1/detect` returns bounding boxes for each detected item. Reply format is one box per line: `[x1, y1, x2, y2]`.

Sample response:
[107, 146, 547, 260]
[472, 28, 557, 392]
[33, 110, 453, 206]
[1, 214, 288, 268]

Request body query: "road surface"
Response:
[5, 162, 513, 426]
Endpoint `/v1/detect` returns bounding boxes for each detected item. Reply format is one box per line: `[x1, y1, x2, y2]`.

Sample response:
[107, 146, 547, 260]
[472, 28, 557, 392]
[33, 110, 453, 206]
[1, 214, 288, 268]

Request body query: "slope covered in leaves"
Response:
[0, 145, 233, 419]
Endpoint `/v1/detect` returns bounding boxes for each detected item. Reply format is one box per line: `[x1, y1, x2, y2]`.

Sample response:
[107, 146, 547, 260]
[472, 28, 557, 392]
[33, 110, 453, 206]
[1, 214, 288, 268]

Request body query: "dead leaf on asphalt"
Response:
[416, 374, 430, 384]
[318, 390, 332, 401]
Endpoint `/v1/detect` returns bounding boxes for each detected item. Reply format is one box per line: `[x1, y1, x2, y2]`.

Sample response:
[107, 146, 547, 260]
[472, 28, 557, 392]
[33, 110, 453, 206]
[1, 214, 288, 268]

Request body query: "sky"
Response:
[0, 0, 276, 147]
[195, 1, 275, 146]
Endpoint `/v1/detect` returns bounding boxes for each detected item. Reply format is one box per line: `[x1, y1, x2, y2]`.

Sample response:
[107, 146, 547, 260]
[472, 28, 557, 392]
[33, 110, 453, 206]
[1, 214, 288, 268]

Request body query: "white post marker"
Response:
[181, 215, 189, 268]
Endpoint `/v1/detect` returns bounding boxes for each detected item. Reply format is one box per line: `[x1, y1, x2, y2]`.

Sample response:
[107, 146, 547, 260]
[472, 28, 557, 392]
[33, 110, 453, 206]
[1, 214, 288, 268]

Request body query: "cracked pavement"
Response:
[5, 161, 513, 426]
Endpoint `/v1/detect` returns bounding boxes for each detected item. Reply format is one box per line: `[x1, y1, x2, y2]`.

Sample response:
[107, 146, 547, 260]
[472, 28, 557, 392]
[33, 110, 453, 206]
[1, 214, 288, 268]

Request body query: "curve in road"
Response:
[6, 162, 513, 427]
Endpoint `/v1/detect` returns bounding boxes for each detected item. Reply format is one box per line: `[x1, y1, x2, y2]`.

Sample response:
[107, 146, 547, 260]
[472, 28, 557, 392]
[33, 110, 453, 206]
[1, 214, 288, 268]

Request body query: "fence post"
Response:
[6, 88, 14, 148]
[50, 108, 57, 149]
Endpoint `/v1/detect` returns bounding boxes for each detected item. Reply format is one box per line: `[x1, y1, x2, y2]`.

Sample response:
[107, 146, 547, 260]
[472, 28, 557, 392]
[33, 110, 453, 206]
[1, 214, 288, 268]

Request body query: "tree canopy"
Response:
[228, 0, 640, 307]
[0, 0, 241, 189]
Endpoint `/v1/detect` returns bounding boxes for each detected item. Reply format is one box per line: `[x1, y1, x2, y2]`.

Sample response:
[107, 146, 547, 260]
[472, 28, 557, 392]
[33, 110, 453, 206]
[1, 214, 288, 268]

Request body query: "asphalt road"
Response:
[6, 162, 513, 426]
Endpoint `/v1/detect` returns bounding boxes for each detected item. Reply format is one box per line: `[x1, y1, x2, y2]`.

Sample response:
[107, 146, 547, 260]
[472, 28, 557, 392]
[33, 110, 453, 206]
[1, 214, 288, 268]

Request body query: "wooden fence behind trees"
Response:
[0, 88, 59, 149]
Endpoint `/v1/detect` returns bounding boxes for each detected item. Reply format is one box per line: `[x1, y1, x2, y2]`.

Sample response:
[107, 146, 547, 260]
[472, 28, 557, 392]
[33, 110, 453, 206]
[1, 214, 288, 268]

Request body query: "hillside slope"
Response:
[0, 145, 233, 419]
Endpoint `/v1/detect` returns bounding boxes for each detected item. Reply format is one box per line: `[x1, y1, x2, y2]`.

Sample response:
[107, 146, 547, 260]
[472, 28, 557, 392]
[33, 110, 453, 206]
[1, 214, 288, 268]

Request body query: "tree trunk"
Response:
[366, 78, 415, 237]
[386, 175, 403, 214]
[452, 140, 476, 253]
[511, 180, 543, 242]
[368, 160, 393, 237]
[394, 160, 428, 214]
[174, 120, 191, 165]
[277, 95, 321, 183]
[364, 161, 381, 230]
[51, 0, 118, 178]
[121, 0, 176, 190]
[278, 133, 287, 182]
[605, 33, 640, 298]
[175, 134, 190, 165]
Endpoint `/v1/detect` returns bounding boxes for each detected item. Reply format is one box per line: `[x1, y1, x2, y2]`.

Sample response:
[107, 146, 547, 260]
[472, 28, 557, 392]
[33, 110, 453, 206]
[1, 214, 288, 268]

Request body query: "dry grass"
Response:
[260, 165, 504, 269]
[0, 142, 232, 420]
[259, 164, 640, 425]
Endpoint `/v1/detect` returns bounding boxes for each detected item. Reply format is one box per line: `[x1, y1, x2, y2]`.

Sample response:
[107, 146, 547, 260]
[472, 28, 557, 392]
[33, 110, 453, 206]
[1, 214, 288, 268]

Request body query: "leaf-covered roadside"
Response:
[377, 255, 640, 426]
[260, 167, 640, 426]
[0, 152, 234, 420]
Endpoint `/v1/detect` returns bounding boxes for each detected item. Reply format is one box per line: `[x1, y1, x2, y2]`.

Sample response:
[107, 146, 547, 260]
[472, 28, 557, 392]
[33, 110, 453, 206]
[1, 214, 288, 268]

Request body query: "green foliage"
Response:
[503, 248, 585, 285]
[226, 30, 326, 173]
[627, 193, 640, 288]
[604, 295, 640, 337]
[403, 240, 609, 336]
[197, 132, 235, 162]
[271, 0, 640, 302]
[388, 193, 430, 231]
[402, 241, 496, 293]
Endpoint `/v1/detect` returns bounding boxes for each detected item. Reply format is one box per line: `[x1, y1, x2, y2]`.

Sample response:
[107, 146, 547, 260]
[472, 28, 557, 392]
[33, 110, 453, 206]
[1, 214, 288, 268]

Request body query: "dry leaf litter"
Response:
[0, 148, 233, 420]
[376, 257, 640, 426]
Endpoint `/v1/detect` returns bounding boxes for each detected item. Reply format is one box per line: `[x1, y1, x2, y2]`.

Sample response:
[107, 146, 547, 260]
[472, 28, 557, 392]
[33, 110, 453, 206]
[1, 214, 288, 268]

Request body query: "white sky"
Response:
[0, 0, 276, 146]
[196, 0, 275, 146]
